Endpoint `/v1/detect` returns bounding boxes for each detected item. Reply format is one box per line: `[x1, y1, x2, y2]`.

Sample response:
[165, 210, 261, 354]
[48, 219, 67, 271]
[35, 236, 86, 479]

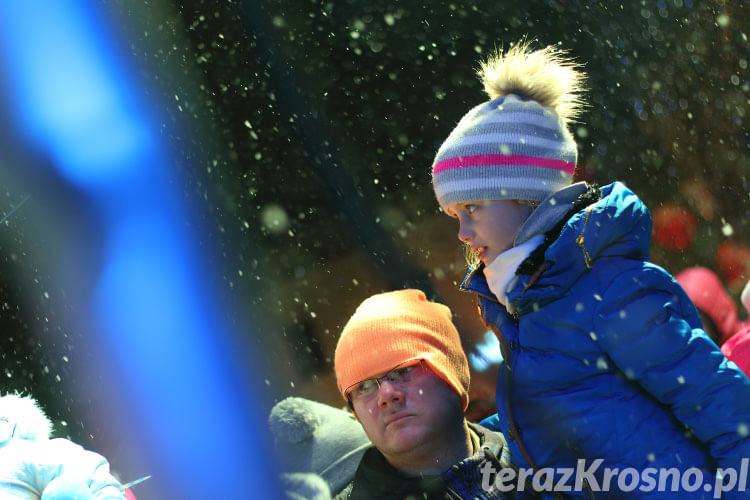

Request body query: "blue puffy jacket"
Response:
[465, 182, 750, 499]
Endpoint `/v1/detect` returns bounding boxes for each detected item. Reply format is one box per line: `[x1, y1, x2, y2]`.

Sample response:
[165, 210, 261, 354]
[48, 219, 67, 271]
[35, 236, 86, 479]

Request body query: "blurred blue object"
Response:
[0, 1, 152, 189]
[0, 1, 281, 499]
[468, 330, 503, 372]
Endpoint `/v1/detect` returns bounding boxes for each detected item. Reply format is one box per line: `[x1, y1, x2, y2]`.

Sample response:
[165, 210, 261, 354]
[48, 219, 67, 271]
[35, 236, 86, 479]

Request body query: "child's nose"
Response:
[457, 221, 474, 243]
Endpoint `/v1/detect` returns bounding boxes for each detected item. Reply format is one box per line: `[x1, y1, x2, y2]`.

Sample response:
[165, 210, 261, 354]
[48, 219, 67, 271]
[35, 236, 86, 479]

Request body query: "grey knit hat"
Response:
[268, 397, 371, 496]
[432, 94, 577, 210]
[431, 41, 586, 211]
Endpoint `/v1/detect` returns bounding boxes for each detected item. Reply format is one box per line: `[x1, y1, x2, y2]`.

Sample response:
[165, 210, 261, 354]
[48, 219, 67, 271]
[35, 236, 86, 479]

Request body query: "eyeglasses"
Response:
[345, 359, 426, 409]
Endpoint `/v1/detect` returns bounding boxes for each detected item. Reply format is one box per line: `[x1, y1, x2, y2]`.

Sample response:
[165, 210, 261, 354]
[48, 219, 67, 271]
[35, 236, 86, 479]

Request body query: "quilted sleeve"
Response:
[593, 266, 750, 476]
[37, 439, 126, 500]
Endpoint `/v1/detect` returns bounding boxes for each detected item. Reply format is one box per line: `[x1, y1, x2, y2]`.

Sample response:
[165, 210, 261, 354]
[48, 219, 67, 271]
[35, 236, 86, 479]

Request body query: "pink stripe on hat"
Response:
[432, 154, 575, 176]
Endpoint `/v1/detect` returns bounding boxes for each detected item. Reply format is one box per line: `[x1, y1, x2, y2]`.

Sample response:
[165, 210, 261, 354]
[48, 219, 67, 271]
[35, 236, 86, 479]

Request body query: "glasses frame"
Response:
[345, 359, 426, 411]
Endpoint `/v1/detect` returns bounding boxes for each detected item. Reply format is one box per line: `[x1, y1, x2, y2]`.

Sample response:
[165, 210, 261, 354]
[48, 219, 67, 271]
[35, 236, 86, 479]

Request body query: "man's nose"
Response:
[377, 380, 403, 407]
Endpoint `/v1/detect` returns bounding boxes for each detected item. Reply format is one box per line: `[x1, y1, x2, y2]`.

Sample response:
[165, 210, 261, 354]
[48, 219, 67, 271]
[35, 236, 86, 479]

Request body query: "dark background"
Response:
[1, 0, 749, 481]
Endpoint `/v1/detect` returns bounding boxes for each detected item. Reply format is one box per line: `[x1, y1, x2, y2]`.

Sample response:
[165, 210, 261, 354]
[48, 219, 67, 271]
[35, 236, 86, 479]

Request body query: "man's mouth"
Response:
[384, 413, 414, 427]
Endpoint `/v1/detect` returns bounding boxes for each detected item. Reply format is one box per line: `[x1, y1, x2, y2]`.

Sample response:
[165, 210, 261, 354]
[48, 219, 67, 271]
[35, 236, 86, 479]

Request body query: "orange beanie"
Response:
[334, 289, 470, 409]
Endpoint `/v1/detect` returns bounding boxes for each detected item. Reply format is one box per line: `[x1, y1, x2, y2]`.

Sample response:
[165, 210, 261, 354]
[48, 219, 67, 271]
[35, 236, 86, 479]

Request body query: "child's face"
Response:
[446, 200, 532, 265]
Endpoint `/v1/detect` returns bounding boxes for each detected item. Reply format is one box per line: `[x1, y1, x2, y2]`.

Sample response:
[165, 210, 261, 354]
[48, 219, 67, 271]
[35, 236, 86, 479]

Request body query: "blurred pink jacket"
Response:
[675, 266, 740, 345]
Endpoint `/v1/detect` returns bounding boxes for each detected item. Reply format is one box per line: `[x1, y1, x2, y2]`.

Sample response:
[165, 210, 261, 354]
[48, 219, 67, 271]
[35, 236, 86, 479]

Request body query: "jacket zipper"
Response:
[486, 322, 539, 473]
[575, 205, 595, 270]
[489, 313, 598, 500]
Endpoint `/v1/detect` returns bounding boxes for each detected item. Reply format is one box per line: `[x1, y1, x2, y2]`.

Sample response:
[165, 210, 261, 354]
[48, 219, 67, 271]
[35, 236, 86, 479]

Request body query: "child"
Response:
[430, 40, 750, 499]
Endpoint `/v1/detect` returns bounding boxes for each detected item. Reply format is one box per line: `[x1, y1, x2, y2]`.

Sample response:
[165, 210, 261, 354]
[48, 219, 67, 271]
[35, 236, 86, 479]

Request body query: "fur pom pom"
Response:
[0, 393, 53, 442]
[268, 397, 321, 444]
[478, 39, 587, 124]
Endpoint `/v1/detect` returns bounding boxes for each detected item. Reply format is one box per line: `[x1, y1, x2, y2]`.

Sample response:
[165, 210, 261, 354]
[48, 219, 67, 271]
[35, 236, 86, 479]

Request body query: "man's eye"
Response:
[465, 204, 477, 214]
[390, 366, 415, 381]
[355, 380, 376, 395]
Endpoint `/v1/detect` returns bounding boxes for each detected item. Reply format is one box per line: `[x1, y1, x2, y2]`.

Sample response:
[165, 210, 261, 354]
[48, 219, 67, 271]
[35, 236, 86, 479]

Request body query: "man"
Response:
[333, 289, 520, 500]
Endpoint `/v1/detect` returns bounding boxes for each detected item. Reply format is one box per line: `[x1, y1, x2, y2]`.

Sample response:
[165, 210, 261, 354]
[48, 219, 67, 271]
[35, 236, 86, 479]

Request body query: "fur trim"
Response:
[478, 39, 587, 124]
[0, 393, 53, 441]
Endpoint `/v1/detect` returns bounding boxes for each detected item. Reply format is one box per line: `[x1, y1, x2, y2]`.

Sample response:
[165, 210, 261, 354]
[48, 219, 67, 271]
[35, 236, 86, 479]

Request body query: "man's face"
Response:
[351, 362, 464, 462]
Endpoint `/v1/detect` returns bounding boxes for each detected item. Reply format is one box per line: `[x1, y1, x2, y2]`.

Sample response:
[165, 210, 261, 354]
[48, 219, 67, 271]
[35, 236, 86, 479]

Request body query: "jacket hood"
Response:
[517, 182, 650, 304]
[269, 396, 371, 496]
[462, 182, 652, 313]
[0, 393, 53, 444]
